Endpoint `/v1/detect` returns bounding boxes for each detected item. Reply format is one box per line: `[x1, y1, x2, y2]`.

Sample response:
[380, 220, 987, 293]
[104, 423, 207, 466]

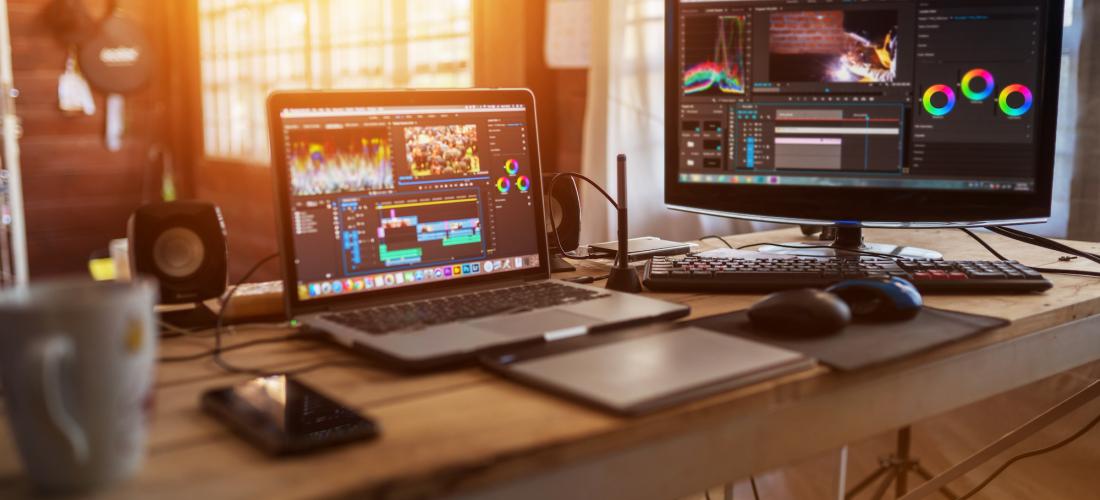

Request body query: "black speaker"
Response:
[128, 201, 228, 305]
[544, 174, 581, 253]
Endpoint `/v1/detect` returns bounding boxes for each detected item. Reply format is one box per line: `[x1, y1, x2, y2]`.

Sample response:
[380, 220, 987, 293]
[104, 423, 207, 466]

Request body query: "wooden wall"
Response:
[7, 0, 588, 282]
[10, 0, 168, 278]
[188, 0, 589, 284]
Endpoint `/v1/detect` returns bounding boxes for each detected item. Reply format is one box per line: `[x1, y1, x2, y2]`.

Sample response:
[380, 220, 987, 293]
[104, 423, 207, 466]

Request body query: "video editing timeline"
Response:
[280, 105, 542, 302]
[677, 0, 1048, 192]
[338, 192, 485, 274]
[732, 103, 904, 172]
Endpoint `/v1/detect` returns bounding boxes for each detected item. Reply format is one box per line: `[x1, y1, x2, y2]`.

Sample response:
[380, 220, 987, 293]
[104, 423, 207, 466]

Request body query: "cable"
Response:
[704, 489, 712, 500]
[960, 228, 1100, 279]
[987, 226, 1100, 266]
[750, 475, 761, 500]
[547, 172, 620, 261]
[211, 253, 289, 376]
[1031, 267, 1100, 278]
[960, 228, 1009, 261]
[957, 410, 1100, 500]
[158, 333, 316, 363]
[700, 235, 734, 249]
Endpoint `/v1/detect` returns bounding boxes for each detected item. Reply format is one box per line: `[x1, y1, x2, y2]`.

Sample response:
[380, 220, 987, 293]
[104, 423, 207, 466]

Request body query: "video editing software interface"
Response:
[280, 104, 542, 302]
[676, 0, 1050, 192]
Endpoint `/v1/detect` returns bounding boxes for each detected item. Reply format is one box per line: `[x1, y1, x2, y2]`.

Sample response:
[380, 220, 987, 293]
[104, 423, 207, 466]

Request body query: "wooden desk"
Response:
[3, 228, 1100, 500]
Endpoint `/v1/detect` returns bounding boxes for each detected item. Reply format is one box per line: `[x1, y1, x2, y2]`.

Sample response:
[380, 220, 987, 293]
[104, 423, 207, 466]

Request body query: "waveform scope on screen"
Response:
[289, 128, 394, 196]
[683, 15, 747, 96]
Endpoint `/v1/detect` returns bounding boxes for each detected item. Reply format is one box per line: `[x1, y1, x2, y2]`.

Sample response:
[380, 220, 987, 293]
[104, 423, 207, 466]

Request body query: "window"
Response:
[198, 0, 474, 164]
[1040, 0, 1083, 236]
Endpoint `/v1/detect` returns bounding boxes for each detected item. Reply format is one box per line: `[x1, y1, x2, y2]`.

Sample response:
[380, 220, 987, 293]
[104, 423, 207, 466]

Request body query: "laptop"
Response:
[267, 89, 689, 369]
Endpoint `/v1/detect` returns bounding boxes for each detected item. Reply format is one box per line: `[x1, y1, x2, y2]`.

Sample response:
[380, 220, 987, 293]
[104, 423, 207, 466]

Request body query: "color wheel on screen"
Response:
[504, 159, 519, 176]
[999, 84, 1034, 117]
[496, 177, 511, 194]
[516, 175, 531, 193]
[922, 85, 957, 117]
[961, 69, 995, 101]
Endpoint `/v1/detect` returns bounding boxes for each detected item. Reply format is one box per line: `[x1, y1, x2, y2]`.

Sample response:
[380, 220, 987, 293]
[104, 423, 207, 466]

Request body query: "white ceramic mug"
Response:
[0, 278, 158, 493]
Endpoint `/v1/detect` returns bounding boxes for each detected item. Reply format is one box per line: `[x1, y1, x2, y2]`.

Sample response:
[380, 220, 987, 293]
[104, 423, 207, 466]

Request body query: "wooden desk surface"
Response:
[3, 228, 1100, 500]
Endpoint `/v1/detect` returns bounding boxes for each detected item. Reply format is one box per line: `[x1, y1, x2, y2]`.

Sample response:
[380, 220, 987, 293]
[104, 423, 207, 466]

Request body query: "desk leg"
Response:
[836, 446, 849, 500]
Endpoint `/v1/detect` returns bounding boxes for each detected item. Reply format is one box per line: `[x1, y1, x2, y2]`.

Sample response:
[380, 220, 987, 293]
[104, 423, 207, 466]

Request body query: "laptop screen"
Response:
[277, 103, 542, 302]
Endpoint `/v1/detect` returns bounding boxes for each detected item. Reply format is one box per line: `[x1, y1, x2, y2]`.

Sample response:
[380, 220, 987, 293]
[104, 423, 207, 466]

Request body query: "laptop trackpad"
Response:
[470, 309, 600, 339]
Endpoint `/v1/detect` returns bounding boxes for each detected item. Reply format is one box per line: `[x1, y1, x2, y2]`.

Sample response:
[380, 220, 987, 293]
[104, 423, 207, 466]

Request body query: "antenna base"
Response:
[606, 265, 642, 293]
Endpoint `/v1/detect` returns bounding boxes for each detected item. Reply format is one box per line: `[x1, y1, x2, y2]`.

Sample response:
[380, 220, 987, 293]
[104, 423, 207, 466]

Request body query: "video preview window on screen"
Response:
[677, 0, 1045, 193]
[281, 105, 542, 302]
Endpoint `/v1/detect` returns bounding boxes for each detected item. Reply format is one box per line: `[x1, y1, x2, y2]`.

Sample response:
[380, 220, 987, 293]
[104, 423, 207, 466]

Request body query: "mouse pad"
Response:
[688, 307, 1009, 371]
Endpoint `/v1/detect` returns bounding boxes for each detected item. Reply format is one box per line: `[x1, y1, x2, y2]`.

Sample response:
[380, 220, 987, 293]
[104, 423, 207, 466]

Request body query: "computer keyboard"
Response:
[323, 282, 608, 335]
[644, 256, 1053, 294]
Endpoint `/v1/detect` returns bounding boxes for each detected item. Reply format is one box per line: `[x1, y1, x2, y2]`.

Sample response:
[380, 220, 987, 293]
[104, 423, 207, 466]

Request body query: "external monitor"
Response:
[665, 0, 1065, 257]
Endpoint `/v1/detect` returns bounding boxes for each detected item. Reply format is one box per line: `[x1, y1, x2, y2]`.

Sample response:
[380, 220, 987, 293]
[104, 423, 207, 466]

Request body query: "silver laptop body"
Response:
[267, 89, 688, 369]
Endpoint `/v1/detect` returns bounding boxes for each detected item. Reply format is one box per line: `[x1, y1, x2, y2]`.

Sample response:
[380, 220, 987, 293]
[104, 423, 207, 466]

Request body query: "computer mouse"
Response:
[747, 289, 852, 337]
[826, 278, 923, 322]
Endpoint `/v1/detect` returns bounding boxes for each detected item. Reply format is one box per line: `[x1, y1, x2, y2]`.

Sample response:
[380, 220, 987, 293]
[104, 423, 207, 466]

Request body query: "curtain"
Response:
[580, 0, 754, 245]
[1068, 0, 1099, 240]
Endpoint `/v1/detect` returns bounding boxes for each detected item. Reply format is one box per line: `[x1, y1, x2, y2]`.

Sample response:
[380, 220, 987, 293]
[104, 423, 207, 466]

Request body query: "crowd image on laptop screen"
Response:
[288, 127, 395, 196]
[404, 124, 481, 178]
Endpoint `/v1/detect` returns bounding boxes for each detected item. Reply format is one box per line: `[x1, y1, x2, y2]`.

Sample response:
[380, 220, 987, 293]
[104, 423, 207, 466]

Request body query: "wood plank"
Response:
[1, 228, 1099, 498]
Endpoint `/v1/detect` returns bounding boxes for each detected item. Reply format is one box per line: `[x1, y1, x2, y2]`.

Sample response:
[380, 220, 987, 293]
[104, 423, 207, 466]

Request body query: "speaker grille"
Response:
[152, 228, 205, 279]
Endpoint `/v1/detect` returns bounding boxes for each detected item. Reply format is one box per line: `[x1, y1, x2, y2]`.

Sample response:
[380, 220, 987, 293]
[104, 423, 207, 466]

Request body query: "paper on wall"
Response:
[545, 0, 591, 69]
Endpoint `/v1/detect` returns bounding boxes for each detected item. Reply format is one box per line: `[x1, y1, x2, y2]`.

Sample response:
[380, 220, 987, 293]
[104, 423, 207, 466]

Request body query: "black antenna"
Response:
[606, 154, 642, 293]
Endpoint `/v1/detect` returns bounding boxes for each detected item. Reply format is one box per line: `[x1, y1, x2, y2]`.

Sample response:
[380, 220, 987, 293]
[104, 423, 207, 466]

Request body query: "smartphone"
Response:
[201, 375, 379, 455]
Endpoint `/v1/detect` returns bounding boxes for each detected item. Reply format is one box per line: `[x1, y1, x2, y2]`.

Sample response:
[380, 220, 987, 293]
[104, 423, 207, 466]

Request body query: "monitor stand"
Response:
[758, 227, 943, 260]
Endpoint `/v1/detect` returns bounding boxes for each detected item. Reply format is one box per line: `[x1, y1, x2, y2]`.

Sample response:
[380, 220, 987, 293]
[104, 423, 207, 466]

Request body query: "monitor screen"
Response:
[667, 0, 1063, 225]
[276, 103, 542, 302]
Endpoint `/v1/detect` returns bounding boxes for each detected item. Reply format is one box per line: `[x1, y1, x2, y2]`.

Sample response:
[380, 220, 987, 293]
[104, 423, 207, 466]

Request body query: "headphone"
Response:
[45, 0, 120, 46]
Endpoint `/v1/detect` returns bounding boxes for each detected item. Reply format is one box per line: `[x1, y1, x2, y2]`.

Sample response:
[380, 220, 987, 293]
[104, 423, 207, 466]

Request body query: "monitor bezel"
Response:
[664, 0, 1064, 227]
[267, 89, 550, 317]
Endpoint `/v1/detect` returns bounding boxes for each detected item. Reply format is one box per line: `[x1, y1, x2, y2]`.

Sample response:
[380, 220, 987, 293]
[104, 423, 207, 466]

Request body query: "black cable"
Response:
[158, 333, 314, 363]
[704, 489, 712, 500]
[988, 227, 1100, 265]
[700, 235, 734, 249]
[205, 256, 376, 378]
[750, 475, 761, 500]
[960, 228, 1100, 279]
[960, 228, 1010, 261]
[1032, 267, 1100, 278]
[211, 253, 289, 376]
[547, 172, 620, 261]
[957, 410, 1100, 500]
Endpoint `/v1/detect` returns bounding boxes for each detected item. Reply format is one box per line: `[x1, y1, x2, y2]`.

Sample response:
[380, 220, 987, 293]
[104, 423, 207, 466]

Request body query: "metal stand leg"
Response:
[896, 428, 911, 497]
[870, 472, 895, 500]
[913, 464, 958, 500]
[846, 426, 957, 500]
[837, 446, 850, 500]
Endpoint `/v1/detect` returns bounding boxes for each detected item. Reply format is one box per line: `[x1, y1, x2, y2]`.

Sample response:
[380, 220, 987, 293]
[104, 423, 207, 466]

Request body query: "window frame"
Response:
[1063, 0, 1082, 55]
[192, 0, 480, 167]
[179, 0, 531, 178]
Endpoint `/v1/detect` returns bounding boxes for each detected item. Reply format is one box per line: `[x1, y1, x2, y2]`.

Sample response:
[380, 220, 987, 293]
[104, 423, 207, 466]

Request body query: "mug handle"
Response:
[28, 336, 90, 464]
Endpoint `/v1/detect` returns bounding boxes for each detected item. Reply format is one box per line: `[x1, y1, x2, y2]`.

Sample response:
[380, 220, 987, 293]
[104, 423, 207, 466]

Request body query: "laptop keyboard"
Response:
[322, 282, 609, 335]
